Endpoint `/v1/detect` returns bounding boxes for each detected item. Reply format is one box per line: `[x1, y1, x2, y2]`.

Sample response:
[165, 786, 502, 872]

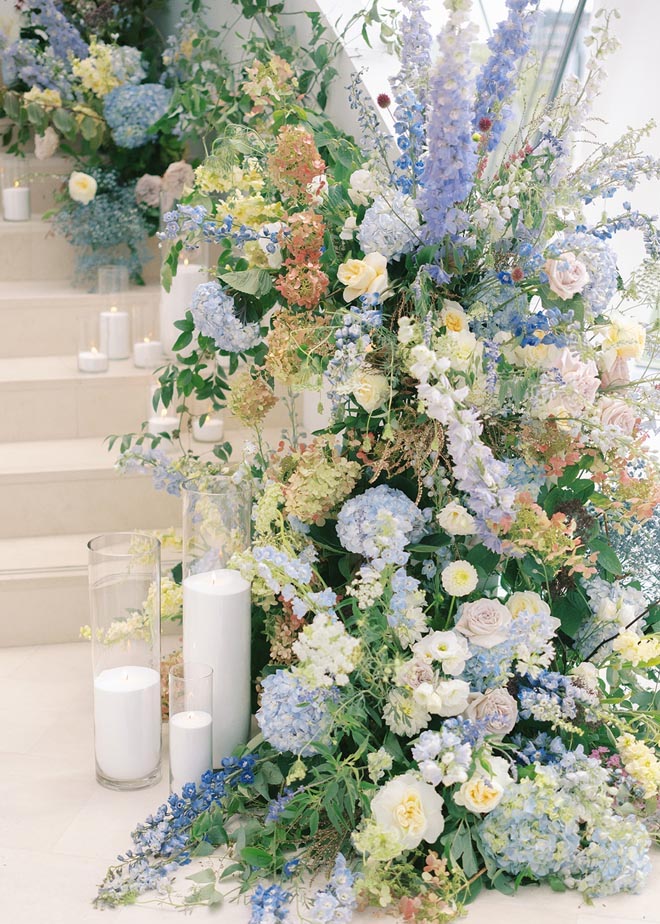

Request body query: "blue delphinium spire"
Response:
[417, 0, 479, 242]
[474, 0, 540, 151]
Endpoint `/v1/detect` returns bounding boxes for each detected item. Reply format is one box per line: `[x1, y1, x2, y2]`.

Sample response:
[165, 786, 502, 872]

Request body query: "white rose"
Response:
[441, 561, 479, 598]
[434, 679, 471, 716]
[340, 215, 358, 241]
[351, 368, 390, 413]
[465, 688, 518, 736]
[454, 756, 512, 814]
[437, 501, 476, 536]
[440, 300, 469, 332]
[371, 773, 445, 850]
[506, 591, 551, 620]
[598, 396, 637, 436]
[68, 170, 97, 205]
[544, 252, 589, 300]
[413, 630, 470, 676]
[443, 330, 480, 371]
[348, 168, 378, 206]
[455, 598, 512, 648]
[337, 252, 389, 302]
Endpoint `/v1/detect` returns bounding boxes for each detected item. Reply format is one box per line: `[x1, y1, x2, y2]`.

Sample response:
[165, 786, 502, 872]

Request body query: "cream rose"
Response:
[440, 300, 469, 332]
[602, 315, 646, 361]
[437, 501, 476, 536]
[348, 168, 379, 206]
[351, 368, 390, 413]
[544, 252, 589, 300]
[441, 560, 479, 598]
[162, 160, 195, 199]
[68, 170, 97, 205]
[456, 598, 512, 649]
[506, 590, 551, 620]
[371, 774, 445, 850]
[465, 688, 518, 736]
[454, 756, 512, 814]
[598, 396, 637, 436]
[337, 252, 389, 302]
[413, 630, 470, 675]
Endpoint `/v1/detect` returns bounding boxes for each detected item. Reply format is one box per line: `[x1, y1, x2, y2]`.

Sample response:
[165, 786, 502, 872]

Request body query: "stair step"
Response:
[0, 281, 160, 357]
[0, 216, 161, 283]
[0, 355, 158, 441]
[0, 533, 183, 646]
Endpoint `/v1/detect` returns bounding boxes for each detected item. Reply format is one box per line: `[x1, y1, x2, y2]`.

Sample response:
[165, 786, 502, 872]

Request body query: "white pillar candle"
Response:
[133, 337, 163, 368]
[169, 709, 213, 793]
[147, 409, 179, 436]
[160, 261, 206, 357]
[78, 347, 109, 373]
[2, 183, 30, 221]
[192, 416, 224, 443]
[183, 569, 251, 767]
[99, 306, 131, 359]
[93, 665, 161, 782]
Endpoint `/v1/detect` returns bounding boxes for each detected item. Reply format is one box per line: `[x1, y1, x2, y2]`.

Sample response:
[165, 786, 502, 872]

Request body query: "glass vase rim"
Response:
[181, 471, 250, 497]
[168, 661, 214, 681]
[87, 531, 161, 557]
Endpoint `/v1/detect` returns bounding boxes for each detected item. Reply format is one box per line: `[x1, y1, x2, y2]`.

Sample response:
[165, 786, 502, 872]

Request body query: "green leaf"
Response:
[26, 102, 48, 132]
[218, 268, 272, 297]
[186, 868, 217, 885]
[590, 538, 623, 576]
[80, 115, 98, 141]
[191, 840, 216, 857]
[52, 108, 76, 136]
[240, 846, 273, 868]
[2, 91, 20, 120]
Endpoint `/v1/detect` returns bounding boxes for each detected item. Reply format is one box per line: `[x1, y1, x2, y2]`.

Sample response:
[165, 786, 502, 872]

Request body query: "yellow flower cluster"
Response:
[23, 86, 62, 109]
[194, 157, 265, 196]
[283, 439, 361, 525]
[612, 630, 660, 667]
[72, 40, 119, 96]
[618, 733, 660, 798]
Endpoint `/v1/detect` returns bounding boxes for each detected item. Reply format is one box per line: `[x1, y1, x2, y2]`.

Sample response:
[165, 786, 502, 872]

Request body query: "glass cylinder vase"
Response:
[88, 532, 162, 790]
[169, 661, 213, 794]
[181, 475, 252, 766]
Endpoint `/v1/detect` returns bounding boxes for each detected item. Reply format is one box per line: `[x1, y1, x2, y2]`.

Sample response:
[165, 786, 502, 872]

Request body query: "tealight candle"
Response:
[148, 408, 179, 436]
[192, 414, 224, 443]
[78, 345, 109, 373]
[133, 336, 163, 368]
[99, 305, 130, 360]
[2, 179, 30, 221]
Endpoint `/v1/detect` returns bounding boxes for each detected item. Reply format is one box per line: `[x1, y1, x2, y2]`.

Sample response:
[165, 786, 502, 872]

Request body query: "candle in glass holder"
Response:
[148, 407, 178, 436]
[100, 305, 130, 360]
[2, 179, 30, 221]
[159, 259, 206, 357]
[192, 413, 224, 443]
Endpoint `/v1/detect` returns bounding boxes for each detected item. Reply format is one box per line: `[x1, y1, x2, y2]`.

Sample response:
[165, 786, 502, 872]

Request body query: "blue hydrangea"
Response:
[517, 670, 598, 730]
[413, 718, 483, 786]
[512, 732, 566, 766]
[461, 636, 517, 691]
[104, 83, 172, 148]
[358, 192, 422, 259]
[309, 854, 357, 924]
[256, 670, 335, 757]
[190, 281, 261, 353]
[474, 0, 540, 150]
[567, 816, 652, 898]
[336, 485, 429, 571]
[327, 305, 382, 408]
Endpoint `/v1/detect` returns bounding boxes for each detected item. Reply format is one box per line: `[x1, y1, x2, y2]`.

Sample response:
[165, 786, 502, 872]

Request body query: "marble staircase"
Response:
[0, 157, 285, 646]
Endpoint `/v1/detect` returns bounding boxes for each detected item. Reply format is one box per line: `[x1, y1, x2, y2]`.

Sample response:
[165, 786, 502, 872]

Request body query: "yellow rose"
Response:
[454, 757, 511, 814]
[68, 170, 97, 205]
[506, 590, 551, 619]
[351, 368, 390, 413]
[602, 315, 646, 361]
[337, 252, 389, 302]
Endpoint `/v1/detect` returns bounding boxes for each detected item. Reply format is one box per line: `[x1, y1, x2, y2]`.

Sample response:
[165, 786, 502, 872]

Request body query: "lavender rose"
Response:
[544, 251, 589, 300]
[455, 598, 512, 649]
[465, 688, 518, 736]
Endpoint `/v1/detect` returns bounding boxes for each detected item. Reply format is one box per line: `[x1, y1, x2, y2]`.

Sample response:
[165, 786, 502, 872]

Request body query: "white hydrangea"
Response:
[293, 613, 360, 688]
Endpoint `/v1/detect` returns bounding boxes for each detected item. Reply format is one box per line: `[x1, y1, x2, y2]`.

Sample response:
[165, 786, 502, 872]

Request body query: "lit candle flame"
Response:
[144, 336, 150, 343]
[110, 305, 118, 314]
[183, 258, 189, 267]
[91, 346, 98, 354]
[13, 179, 20, 188]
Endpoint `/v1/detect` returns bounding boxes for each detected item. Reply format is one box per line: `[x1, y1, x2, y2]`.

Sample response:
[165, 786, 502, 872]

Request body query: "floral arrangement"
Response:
[100, 1, 659, 919]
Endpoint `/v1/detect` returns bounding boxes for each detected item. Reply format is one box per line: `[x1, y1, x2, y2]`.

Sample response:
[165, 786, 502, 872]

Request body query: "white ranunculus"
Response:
[455, 598, 512, 648]
[544, 251, 589, 300]
[440, 560, 479, 598]
[337, 252, 389, 302]
[413, 630, 470, 676]
[454, 756, 512, 814]
[602, 314, 646, 362]
[437, 501, 476, 536]
[68, 170, 97, 205]
[370, 773, 445, 850]
[351, 368, 390, 413]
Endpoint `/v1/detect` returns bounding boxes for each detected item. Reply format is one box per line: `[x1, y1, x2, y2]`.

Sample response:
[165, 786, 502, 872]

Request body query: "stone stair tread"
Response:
[0, 355, 159, 386]
[0, 532, 89, 578]
[0, 436, 120, 479]
[0, 279, 161, 304]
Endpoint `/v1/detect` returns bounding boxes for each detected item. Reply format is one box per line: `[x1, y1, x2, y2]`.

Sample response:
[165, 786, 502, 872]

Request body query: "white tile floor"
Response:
[0, 642, 658, 924]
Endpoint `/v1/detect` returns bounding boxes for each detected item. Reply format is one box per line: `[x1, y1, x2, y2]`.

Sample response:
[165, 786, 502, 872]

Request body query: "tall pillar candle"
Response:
[99, 305, 131, 359]
[160, 261, 206, 357]
[183, 569, 251, 766]
[93, 665, 161, 783]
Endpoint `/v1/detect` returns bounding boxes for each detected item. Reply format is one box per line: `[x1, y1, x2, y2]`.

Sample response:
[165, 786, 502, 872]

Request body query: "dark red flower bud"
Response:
[377, 93, 392, 108]
[478, 117, 493, 132]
